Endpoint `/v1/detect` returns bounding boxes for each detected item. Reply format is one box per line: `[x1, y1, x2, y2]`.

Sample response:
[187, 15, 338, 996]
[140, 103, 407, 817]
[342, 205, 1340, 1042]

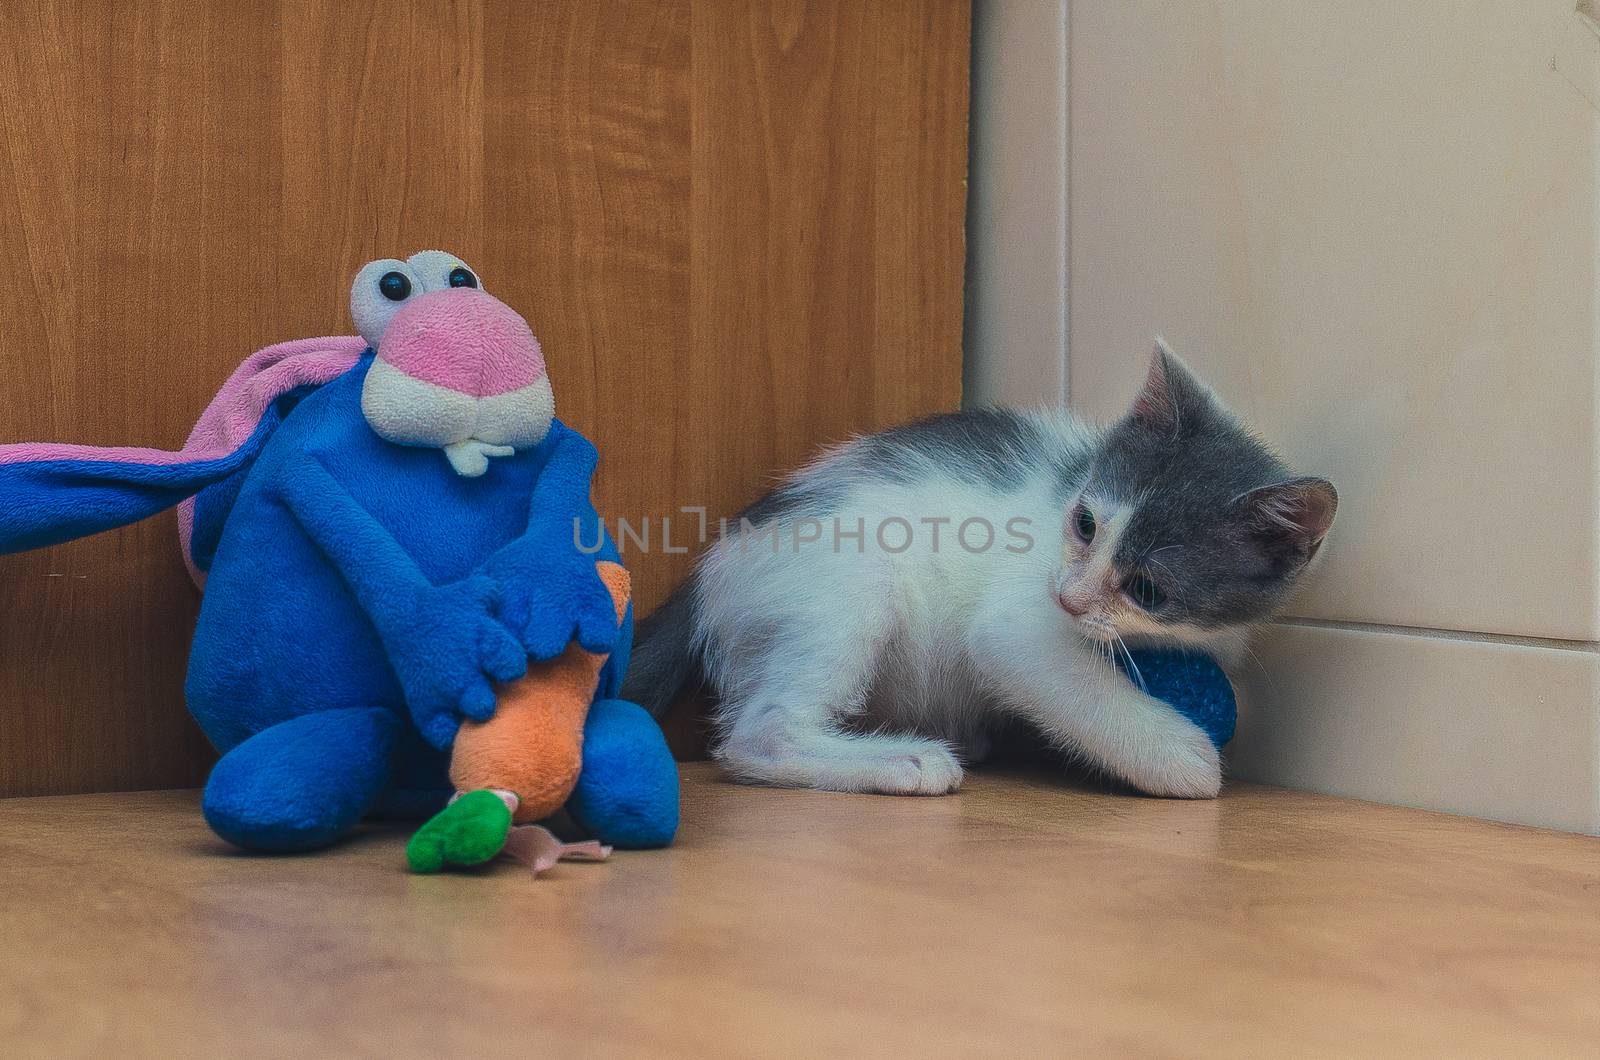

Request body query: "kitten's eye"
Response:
[1122, 573, 1167, 610]
[447, 265, 478, 289]
[1073, 505, 1096, 543]
[378, 271, 412, 301]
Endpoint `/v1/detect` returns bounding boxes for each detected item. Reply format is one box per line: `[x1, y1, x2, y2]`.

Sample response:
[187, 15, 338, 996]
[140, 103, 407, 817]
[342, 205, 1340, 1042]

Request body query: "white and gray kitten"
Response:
[623, 342, 1336, 799]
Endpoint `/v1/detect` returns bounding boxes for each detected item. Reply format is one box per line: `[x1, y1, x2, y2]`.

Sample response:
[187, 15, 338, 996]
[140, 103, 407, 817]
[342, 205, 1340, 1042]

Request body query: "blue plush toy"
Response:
[1115, 648, 1237, 750]
[0, 251, 678, 867]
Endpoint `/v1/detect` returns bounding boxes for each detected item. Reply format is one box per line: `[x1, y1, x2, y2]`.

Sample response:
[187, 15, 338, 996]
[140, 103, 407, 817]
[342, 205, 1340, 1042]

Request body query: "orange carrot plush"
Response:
[407, 561, 632, 874]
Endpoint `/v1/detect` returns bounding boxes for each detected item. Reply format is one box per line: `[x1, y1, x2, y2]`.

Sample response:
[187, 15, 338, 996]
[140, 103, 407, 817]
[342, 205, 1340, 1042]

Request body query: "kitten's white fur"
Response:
[692, 409, 1224, 799]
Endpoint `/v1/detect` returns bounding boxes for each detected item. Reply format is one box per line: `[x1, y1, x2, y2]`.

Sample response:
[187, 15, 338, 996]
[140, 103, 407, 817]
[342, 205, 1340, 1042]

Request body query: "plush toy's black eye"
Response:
[1073, 504, 1096, 543]
[448, 266, 478, 289]
[1123, 572, 1167, 610]
[379, 271, 412, 301]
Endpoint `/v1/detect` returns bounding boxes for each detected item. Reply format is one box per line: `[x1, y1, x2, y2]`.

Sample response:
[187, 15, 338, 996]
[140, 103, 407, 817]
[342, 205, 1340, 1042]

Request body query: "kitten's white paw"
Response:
[1123, 723, 1222, 800]
[863, 744, 965, 796]
[719, 733, 965, 796]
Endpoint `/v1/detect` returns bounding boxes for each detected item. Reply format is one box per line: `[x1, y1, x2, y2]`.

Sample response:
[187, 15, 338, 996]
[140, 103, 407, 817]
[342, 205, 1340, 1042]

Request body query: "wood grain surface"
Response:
[3, 767, 1599, 1057]
[0, 0, 969, 795]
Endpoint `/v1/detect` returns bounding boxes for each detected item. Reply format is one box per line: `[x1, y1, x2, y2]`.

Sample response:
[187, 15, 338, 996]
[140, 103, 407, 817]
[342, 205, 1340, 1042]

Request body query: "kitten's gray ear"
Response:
[1129, 339, 1214, 434]
[1235, 477, 1338, 571]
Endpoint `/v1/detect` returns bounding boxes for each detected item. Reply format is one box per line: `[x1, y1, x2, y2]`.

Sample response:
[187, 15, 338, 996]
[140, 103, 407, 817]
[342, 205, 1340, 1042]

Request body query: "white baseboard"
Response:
[1231, 621, 1600, 834]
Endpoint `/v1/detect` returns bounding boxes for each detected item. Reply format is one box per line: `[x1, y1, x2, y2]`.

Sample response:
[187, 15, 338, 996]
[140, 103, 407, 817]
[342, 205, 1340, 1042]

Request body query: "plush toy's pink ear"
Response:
[177, 337, 368, 583]
[0, 336, 367, 587]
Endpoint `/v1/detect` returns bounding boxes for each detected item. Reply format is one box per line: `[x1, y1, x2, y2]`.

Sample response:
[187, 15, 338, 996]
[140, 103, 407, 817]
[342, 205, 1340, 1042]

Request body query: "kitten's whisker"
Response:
[1113, 632, 1148, 693]
[1244, 643, 1279, 697]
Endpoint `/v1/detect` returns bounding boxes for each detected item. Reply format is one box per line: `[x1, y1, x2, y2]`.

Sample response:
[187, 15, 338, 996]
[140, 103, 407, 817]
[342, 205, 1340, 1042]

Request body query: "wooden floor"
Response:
[3, 764, 1599, 1058]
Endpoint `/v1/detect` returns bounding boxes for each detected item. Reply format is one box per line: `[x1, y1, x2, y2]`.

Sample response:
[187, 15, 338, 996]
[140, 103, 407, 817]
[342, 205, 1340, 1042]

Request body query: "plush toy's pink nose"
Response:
[378, 288, 545, 398]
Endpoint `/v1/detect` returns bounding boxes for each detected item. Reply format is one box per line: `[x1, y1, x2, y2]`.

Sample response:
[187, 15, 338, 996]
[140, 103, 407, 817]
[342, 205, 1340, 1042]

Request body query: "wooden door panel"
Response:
[0, 0, 968, 795]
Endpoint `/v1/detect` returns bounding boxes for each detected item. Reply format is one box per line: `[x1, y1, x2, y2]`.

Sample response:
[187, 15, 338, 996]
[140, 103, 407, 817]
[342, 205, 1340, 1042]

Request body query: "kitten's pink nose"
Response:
[378, 288, 545, 398]
[1058, 593, 1090, 617]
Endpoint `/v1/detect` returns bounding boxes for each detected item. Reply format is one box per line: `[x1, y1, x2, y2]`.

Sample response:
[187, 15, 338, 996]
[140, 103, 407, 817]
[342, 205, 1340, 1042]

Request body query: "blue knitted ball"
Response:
[1115, 648, 1237, 749]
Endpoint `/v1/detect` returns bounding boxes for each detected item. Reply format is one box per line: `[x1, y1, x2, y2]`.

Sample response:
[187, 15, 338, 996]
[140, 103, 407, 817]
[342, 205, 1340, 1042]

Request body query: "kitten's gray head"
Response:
[1056, 341, 1336, 651]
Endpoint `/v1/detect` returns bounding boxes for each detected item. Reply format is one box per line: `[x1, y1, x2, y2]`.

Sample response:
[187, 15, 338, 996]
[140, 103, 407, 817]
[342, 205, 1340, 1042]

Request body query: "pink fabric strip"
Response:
[174, 336, 368, 585]
[501, 825, 613, 878]
[0, 337, 366, 470]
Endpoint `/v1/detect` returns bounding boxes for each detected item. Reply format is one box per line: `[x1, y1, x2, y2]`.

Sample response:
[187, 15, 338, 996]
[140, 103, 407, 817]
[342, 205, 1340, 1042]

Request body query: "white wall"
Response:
[968, 0, 1600, 832]
[964, 0, 1069, 408]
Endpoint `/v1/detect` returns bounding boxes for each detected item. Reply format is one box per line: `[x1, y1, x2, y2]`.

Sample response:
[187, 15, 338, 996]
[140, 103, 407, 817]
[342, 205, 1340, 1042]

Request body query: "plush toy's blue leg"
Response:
[202, 707, 399, 853]
[566, 698, 679, 849]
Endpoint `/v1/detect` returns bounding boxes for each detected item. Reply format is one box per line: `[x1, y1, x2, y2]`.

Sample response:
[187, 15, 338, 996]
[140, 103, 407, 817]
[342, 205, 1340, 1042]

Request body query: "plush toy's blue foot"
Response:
[202, 707, 398, 852]
[566, 698, 679, 848]
[1115, 648, 1237, 749]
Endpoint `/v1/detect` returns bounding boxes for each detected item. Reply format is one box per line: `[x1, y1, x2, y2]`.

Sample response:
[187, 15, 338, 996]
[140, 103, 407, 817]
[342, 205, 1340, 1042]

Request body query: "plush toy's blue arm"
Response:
[481, 423, 622, 659]
[277, 453, 529, 749]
